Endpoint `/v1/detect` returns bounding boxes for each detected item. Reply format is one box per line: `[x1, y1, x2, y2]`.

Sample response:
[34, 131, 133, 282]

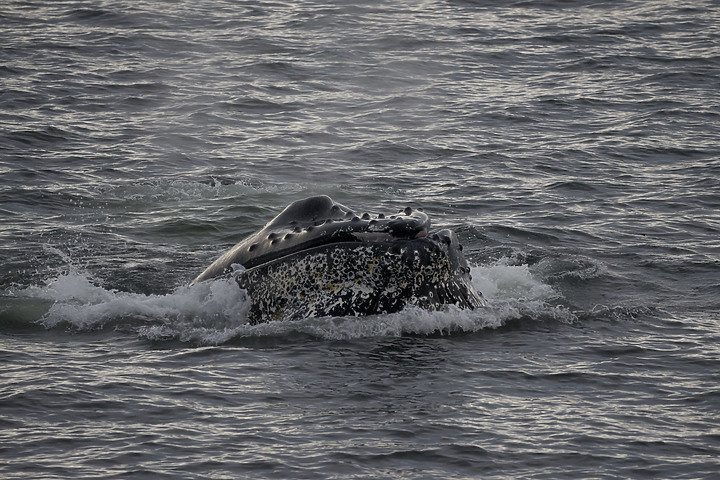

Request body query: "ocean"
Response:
[1, 0, 719, 478]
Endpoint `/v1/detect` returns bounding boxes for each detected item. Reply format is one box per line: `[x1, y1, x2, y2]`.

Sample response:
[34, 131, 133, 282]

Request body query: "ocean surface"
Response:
[2, 0, 719, 478]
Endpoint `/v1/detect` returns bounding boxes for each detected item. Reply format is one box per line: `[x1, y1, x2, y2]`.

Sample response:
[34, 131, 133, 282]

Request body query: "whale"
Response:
[191, 195, 486, 323]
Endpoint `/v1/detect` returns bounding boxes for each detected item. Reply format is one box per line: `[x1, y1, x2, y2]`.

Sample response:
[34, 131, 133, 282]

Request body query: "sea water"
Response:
[1, 0, 719, 478]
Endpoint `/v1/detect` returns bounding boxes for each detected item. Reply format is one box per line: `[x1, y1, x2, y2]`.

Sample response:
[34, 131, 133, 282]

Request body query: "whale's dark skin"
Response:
[191, 195, 486, 323]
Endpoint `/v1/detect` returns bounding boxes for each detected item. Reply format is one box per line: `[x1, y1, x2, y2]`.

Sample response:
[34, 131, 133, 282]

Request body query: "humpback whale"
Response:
[191, 195, 486, 323]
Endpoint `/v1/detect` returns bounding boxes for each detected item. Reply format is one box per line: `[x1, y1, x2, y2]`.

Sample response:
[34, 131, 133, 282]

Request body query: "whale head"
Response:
[191, 195, 486, 323]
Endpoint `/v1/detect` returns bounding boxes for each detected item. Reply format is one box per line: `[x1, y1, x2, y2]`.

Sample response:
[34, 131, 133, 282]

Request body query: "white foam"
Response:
[14, 256, 572, 345]
[267, 305, 501, 341]
[18, 272, 250, 340]
[470, 261, 577, 325]
[470, 262, 556, 301]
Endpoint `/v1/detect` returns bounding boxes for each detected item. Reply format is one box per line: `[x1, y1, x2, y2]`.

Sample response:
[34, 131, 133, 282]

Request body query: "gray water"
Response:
[1, 0, 719, 478]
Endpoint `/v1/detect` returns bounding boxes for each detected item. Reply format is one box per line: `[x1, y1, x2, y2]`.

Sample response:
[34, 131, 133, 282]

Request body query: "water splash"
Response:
[4, 255, 575, 344]
[471, 262, 557, 302]
[470, 262, 577, 326]
[13, 273, 250, 340]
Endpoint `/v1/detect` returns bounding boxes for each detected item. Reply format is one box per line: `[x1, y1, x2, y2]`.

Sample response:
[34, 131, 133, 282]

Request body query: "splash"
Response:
[5, 256, 571, 345]
[471, 262, 556, 301]
[470, 262, 577, 325]
[13, 272, 250, 342]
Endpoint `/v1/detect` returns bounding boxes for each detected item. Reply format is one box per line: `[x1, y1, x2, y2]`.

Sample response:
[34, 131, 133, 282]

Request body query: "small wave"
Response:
[533, 255, 608, 283]
[94, 178, 294, 204]
[579, 304, 656, 323]
[4, 126, 79, 147]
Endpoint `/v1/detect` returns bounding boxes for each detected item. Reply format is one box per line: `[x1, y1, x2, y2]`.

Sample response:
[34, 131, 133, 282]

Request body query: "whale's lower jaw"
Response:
[236, 238, 486, 324]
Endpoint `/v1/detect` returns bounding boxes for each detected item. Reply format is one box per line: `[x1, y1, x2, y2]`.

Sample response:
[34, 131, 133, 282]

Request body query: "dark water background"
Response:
[2, 0, 719, 478]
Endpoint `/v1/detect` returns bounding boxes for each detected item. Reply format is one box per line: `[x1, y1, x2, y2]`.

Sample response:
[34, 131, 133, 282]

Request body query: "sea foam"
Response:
[11, 257, 569, 344]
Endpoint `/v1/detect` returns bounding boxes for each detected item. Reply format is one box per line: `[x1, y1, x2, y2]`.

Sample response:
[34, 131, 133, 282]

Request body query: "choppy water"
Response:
[2, 0, 719, 478]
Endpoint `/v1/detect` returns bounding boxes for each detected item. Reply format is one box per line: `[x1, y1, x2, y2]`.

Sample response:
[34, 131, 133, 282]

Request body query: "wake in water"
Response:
[3, 256, 577, 345]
